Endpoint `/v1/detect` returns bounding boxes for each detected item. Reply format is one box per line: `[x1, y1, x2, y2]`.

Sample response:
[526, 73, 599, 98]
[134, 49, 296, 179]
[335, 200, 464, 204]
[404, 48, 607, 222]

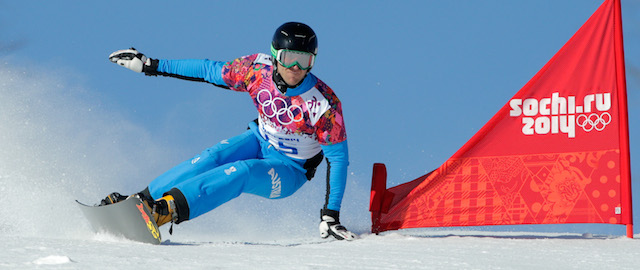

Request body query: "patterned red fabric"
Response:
[371, 0, 632, 234]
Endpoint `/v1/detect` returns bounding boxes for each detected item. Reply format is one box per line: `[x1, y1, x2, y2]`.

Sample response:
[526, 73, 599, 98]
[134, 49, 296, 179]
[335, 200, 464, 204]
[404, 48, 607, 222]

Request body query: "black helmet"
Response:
[271, 22, 318, 56]
[271, 22, 318, 94]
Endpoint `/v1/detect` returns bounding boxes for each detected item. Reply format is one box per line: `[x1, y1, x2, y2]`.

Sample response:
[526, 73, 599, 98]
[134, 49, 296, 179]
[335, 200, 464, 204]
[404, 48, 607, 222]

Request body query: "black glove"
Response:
[108, 47, 157, 74]
[319, 209, 358, 241]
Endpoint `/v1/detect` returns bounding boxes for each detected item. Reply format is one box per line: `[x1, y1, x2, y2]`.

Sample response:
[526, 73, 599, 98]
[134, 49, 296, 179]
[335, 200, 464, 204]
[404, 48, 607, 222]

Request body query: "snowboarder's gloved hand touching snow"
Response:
[319, 209, 358, 241]
[108, 48, 157, 74]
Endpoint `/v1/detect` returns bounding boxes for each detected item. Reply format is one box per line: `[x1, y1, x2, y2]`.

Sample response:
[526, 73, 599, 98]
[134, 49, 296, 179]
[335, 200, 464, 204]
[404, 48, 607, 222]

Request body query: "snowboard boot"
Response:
[99, 192, 128, 206]
[145, 195, 178, 228]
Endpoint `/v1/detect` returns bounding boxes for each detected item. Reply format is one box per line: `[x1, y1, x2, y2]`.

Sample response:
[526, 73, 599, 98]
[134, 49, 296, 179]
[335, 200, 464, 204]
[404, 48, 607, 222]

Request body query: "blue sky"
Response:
[2, 1, 639, 235]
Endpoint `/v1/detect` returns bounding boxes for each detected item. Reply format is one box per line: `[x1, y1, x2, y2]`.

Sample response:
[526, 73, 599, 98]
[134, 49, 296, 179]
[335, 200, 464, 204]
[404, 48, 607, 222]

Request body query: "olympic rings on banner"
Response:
[576, 112, 611, 132]
[257, 89, 304, 125]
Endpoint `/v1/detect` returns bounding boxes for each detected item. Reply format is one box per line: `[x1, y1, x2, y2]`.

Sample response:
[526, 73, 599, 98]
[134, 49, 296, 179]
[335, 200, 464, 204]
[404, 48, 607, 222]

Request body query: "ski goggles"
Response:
[271, 45, 316, 70]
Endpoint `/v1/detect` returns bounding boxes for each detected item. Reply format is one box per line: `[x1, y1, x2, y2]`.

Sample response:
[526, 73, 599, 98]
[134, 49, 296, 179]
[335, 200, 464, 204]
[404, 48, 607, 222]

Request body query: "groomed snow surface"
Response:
[2, 230, 639, 269]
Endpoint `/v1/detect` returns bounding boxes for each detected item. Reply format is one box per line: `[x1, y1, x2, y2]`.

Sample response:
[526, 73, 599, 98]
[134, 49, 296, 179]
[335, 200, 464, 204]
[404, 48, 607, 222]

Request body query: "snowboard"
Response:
[76, 196, 162, 245]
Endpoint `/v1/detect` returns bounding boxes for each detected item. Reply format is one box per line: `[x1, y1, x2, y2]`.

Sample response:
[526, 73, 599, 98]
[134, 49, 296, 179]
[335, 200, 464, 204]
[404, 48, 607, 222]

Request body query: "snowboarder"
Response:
[103, 22, 357, 240]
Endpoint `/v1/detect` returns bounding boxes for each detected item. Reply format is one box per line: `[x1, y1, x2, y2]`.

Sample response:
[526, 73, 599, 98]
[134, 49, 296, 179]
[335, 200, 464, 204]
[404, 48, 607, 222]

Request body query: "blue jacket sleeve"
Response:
[320, 140, 349, 212]
[156, 59, 228, 87]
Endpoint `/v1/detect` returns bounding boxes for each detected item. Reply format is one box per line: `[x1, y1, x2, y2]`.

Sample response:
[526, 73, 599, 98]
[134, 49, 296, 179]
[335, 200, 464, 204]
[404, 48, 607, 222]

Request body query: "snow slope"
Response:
[2, 231, 639, 269]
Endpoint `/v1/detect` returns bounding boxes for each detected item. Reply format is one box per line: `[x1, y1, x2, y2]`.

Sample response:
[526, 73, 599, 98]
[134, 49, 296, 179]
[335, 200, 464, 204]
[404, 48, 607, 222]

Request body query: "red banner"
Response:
[370, 0, 633, 237]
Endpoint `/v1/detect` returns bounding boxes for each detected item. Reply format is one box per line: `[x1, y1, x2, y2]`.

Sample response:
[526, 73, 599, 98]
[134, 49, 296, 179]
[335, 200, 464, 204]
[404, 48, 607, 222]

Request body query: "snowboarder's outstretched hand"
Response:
[319, 209, 358, 241]
[108, 48, 153, 73]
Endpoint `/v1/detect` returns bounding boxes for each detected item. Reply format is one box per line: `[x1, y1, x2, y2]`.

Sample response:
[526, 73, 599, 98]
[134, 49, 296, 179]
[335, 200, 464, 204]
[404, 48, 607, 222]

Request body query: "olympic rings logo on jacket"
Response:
[257, 89, 304, 125]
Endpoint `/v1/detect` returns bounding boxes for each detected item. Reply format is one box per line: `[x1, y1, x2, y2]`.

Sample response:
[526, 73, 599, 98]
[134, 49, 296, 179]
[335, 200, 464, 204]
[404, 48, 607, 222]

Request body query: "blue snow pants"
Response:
[147, 123, 308, 220]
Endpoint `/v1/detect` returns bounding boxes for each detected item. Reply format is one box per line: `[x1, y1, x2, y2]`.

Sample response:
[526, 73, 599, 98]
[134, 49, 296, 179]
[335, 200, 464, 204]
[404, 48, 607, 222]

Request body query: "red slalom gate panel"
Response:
[370, 0, 633, 238]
